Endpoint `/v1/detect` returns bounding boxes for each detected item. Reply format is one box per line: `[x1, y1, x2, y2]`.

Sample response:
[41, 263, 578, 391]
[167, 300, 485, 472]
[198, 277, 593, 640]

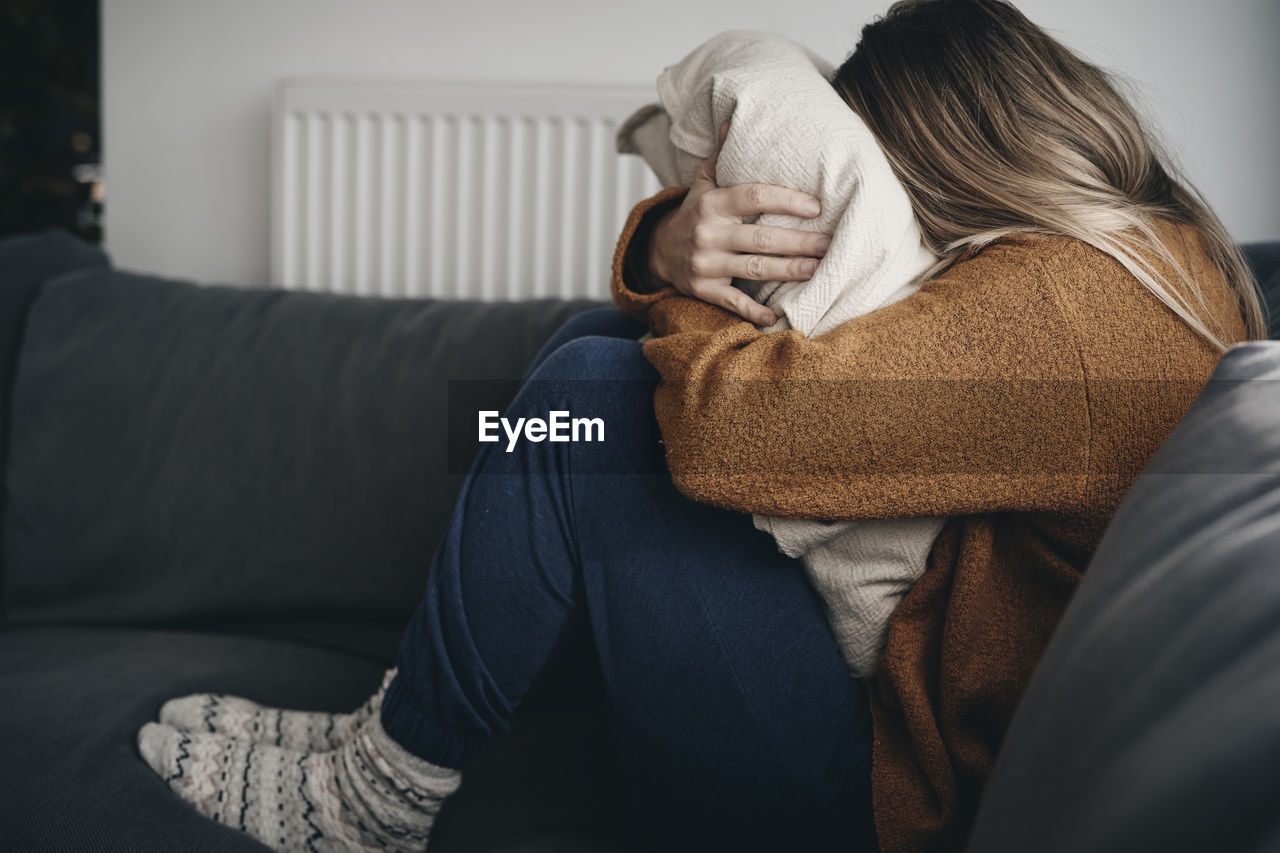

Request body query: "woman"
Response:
[136, 2, 1264, 851]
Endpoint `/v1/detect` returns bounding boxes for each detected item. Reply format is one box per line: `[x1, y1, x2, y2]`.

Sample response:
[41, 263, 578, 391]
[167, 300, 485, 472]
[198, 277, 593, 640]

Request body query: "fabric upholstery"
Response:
[0, 232, 618, 851]
[0, 231, 109, 617]
[968, 341, 1280, 853]
[1, 265, 595, 659]
[0, 626, 619, 852]
[0, 627, 387, 852]
[1243, 242, 1280, 337]
[1241, 241, 1280, 298]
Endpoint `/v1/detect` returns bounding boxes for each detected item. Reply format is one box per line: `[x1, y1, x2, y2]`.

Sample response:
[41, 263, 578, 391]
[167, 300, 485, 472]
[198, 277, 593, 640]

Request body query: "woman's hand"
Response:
[647, 123, 830, 325]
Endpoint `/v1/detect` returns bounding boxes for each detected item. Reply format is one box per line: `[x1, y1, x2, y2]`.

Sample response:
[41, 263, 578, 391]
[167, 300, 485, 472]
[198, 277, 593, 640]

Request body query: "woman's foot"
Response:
[158, 669, 396, 752]
[137, 712, 459, 853]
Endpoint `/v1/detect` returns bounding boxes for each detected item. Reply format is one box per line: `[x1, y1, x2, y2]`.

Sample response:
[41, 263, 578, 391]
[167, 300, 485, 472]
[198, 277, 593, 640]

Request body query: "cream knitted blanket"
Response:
[617, 30, 946, 676]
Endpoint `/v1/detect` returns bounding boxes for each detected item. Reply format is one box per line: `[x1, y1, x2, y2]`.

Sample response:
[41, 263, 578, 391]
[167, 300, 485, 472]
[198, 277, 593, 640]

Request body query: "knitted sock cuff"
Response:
[367, 710, 465, 792]
[378, 674, 489, 770]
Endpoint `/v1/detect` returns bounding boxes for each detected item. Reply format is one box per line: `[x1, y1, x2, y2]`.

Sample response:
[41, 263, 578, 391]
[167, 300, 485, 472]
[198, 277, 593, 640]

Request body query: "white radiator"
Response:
[271, 80, 662, 299]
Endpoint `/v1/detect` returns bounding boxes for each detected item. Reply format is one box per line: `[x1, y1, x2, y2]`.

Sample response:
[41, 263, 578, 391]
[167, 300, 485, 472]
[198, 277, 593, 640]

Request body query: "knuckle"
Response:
[746, 184, 768, 208]
[691, 223, 712, 249]
[692, 193, 715, 217]
[751, 226, 771, 251]
[745, 255, 765, 278]
[689, 254, 710, 277]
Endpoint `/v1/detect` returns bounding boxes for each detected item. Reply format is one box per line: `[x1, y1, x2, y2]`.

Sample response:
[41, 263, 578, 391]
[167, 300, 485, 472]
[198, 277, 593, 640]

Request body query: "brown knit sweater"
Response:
[610, 187, 1248, 852]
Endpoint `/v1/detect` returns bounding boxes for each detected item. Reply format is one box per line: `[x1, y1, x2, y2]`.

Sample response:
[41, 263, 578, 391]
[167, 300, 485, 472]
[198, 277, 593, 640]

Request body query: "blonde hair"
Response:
[833, 0, 1265, 350]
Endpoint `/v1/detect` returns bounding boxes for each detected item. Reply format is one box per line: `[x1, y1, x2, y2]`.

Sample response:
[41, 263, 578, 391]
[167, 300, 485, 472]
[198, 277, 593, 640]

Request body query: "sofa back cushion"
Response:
[1242, 242, 1280, 291]
[1240, 242, 1280, 338]
[0, 232, 110, 621]
[2, 264, 595, 654]
[968, 341, 1280, 853]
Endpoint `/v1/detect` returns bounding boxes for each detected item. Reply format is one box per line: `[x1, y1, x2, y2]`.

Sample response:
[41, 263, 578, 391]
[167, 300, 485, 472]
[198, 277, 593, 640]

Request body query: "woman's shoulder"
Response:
[935, 224, 1239, 373]
[917, 233, 1117, 324]
[944, 231, 1142, 286]
[945, 222, 1215, 277]
[940, 224, 1230, 316]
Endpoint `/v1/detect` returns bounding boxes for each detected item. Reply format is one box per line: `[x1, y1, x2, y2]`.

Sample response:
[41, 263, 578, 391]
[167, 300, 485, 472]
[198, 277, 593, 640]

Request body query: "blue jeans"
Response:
[380, 308, 876, 849]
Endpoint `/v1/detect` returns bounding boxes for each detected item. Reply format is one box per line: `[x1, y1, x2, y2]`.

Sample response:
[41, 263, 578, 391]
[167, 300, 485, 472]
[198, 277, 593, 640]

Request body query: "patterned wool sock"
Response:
[137, 712, 460, 853]
[159, 669, 396, 752]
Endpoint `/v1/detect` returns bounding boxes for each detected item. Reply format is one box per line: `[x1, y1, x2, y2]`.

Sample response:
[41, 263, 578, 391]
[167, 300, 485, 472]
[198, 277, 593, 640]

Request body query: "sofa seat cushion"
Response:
[0, 626, 623, 852]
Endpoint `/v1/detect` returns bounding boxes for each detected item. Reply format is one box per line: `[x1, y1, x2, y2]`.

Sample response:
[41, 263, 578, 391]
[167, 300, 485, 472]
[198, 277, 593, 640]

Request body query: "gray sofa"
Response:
[0, 231, 1278, 852]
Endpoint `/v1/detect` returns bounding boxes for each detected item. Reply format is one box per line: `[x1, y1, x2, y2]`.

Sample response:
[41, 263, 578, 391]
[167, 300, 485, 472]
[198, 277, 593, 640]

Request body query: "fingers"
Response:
[723, 224, 831, 258]
[726, 252, 820, 283]
[690, 279, 778, 326]
[715, 183, 822, 220]
[686, 240, 820, 284]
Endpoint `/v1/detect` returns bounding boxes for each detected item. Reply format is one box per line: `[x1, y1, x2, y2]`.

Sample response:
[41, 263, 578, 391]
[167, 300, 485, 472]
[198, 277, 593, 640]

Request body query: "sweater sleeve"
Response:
[610, 186, 692, 320]
[623, 237, 1093, 521]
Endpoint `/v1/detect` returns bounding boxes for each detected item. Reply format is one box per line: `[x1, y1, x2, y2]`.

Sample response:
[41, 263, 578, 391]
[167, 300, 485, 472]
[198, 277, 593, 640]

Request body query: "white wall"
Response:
[104, 0, 1280, 286]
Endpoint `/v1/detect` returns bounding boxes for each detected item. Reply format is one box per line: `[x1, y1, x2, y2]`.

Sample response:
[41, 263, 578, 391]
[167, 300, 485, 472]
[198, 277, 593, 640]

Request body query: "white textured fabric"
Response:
[753, 514, 948, 676]
[654, 29, 937, 338]
[618, 30, 948, 677]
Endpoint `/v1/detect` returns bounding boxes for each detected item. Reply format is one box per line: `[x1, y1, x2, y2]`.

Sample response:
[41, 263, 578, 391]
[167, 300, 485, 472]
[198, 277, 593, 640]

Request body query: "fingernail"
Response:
[804, 201, 821, 216]
[762, 311, 777, 326]
[803, 259, 818, 275]
[817, 235, 832, 252]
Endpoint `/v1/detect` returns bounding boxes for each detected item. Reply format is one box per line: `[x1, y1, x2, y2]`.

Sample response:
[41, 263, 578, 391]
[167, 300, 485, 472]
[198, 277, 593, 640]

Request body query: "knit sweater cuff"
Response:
[610, 186, 688, 320]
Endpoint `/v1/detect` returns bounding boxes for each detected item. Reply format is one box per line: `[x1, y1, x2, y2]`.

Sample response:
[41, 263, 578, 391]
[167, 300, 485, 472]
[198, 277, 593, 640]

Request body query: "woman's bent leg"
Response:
[381, 337, 875, 848]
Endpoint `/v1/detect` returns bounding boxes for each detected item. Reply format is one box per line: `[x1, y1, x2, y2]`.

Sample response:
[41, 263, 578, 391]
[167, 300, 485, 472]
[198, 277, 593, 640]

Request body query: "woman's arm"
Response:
[612, 130, 1091, 522]
[621, 234, 1092, 521]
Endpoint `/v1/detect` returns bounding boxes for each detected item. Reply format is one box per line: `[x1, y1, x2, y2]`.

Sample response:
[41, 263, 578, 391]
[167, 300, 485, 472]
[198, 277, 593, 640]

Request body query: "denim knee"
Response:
[555, 307, 645, 343]
[530, 335, 657, 384]
[491, 336, 663, 476]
